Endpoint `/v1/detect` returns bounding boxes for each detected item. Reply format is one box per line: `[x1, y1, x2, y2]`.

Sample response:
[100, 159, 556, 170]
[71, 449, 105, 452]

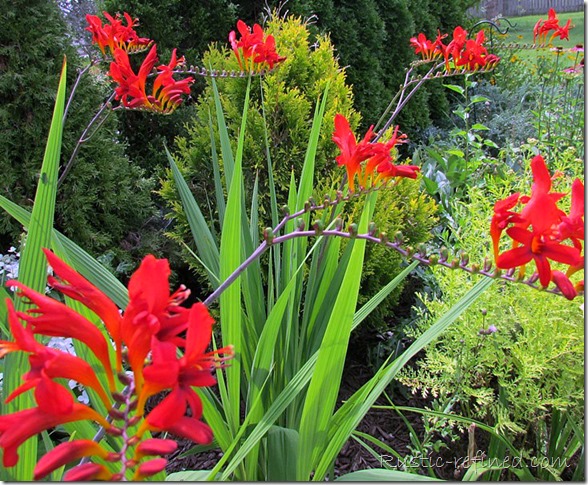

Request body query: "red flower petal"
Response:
[34, 440, 110, 480]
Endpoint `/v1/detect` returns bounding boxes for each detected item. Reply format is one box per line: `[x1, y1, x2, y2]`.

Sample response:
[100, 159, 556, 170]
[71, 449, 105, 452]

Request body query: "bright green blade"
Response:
[2, 58, 67, 481]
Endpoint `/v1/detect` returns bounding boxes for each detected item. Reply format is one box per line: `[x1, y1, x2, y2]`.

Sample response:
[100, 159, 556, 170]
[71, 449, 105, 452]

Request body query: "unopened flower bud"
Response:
[428, 254, 438, 266]
[348, 223, 358, 237]
[459, 251, 469, 266]
[304, 200, 311, 211]
[450, 259, 459, 269]
[470, 263, 480, 273]
[481, 308, 487, 316]
[483, 257, 493, 272]
[439, 247, 448, 262]
[527, 272, 540, 284]
[296, 218, 305, 231]
[379, 231, 388, 244]
[108, 408, 126, 421]
[323, 194, 332, 205]
[263, 227, 274, 244]
[312, 220, 324, 234]
[117, 372, 132, 385]
[334, 217, 343, 230]
[505, 267, 515, 278]
[281, 205, 290, 217]
[418, 243, 428, 258]
[394, 231, 404, 245]
[368, 222, 378, 236]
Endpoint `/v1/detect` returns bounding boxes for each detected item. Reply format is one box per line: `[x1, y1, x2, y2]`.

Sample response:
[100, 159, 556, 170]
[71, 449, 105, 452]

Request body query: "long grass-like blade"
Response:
[2, 58, 67, 481]
[313, 277, 495, 480]
[167, 146, 220, 285]
[296, 192, 376, 480]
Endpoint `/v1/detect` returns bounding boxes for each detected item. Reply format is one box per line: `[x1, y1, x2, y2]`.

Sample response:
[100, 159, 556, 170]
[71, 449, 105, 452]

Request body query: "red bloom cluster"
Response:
[229, 20, 286, 72]
[86, 13, 193, 114]
[410, 27, 500, 71]
[109, 45, 194, 114]
[0, 250, 232, 480]
[332, 114, 419, 192]
[533, 8, 573, 44]
[491, 155, 584, 300]
[86, 12, 152, 56]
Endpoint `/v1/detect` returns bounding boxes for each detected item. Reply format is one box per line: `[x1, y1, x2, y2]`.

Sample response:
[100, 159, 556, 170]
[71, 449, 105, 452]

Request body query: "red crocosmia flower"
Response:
[410, 32, 444, 61]
[109, 45, 193, 114]
[557, 178, 585, 248]
[1, 301, 111, 411]
[135, 303, 232, 443]
[519, 155, 566, 234]
[332, 114, 376, 192]
[364, 126, 408, 178]
[134, 438, 178, 460]
[0, 404, 111, 468]
[490, 192, 524, 260]
[133, 458, 168, 480]
[229, 20, 286, 71]
[456, 31, 490, 70]
[533, 9, 573, 44]
[551, 270, 577, 300]
[5, 282, 116, 391]
[42, 248, 123, 368]
[34, 440, 114, 480]
[121, 255, 194, 386]
[496, 226, 582, 287]
[63, 462, 113, 482]
[445, 26, 468, 68]
[376, 161, 420, 182]
[86, 12, 152, 56]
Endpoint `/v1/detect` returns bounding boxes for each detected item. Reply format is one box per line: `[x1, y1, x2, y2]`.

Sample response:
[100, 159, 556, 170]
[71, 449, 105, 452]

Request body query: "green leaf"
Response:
[2, 58, 67, 481]
[166, 146, 220, 285]
[336, 469, 442, 481]
[267, 426, 299, 481]
[471, 123, 490, 131]
[314, 277, 495, 480]
[296, 192, 376, 480]
[469, 94, 490, 104]
[166, 470, 219, 481]
[444, 83, 465, 95]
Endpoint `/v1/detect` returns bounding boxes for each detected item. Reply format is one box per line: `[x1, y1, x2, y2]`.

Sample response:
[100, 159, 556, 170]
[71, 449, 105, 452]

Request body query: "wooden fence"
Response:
[469, 0, 584, 18]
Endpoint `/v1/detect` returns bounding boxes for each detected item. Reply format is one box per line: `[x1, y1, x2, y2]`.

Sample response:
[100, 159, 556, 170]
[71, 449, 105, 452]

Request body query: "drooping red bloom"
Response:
[492, 154, 584, 298]
[86, 12, 152, 56]
[1, 249, 229, 476]
[409, 31, 446, 61]
[229, 20, 286, 72]
[0, 404, 111, 468]
[109, 45, 194, 114]
[332, 114, 376, 192]
[497, 226, 581, 287]
[534, 9, 574, 44]
[1, 301, 111, 411]
[34, 440, 115, 480]
[135, 303, 232, 443]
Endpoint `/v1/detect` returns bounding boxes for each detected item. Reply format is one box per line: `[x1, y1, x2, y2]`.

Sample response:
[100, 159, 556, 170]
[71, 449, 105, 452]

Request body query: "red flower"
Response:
[121, 255, 196, 387]
[0, 405, 110, 468]
[34, 440, 114, 480]
[410, 32, 446, 61]
[534, 9, 574, 44]
[1, 301, 111, 411]
[86, 12, 152, 56]
[5, 282, 116, 391]
[109, 45, 194, 114]
[332, 114, 375, 192]
[42, 248, 123, 369]
[229, 20, 286, 71]
[496, 227, 581, 287]
[135, 303, 232, 443]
